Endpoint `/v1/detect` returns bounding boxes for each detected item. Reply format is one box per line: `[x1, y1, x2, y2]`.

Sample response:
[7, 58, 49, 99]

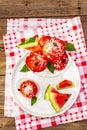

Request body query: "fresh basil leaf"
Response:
[31, 96, 37, 106]
[18, 36, 36, 46]
[65, 43, 75, 51]
[47, 62, 54, 73]
[20, 64, 30, 72]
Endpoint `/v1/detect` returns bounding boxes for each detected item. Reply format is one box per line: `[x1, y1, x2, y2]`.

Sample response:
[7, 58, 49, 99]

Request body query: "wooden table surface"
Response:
[0, 0, 87, 130]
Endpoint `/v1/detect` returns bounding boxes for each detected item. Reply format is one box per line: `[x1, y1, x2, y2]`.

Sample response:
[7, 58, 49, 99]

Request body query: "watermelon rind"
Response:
[49, 92, 60, 113]
[17, 37, 38, 48]
[44, 84, 52, 100]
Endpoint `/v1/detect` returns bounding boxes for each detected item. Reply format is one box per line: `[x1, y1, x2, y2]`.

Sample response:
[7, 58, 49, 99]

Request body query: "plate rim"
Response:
[11, 52, 81, 117]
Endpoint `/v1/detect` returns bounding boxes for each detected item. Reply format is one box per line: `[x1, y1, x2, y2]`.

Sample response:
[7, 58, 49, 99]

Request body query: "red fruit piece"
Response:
[42, 37, 66, 61]
[57, 80, 74, 89]
[51, 88, 59, 94]
[18, 80, 38, 98]
[49, 87, 71, 112]
[50, 92, 71, 109]
[53, 52, 68, 70]
[38, 36, 51, 47]
[25, 52, 47, 72]
[26, 44, 42, 53]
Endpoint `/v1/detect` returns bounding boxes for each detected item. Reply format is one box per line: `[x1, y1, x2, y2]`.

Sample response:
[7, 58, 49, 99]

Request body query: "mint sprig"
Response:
[20, 64, 30, 72]
[65, 43, 75, 51]
[31, 96, 37, 106]
[47, 62, 54, 73]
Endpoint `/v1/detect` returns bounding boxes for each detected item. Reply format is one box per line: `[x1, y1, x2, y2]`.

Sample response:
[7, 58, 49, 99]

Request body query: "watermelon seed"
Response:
[66, 94, 70, 97]
[23, 85, 26, 88]
[18, 89, 20, 91]
[62, 59, 66, 62]
[34, 61, 39, 66]
[53, 42, 57, 47]
[65, 99, 68, 102]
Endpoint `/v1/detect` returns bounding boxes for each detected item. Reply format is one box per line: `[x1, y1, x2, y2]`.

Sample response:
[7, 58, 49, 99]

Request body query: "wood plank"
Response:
[0, 117, 15, 130]
[79, 0, 87, 15]
[0, 75, 5, 117]
[0, 48, 6, 75]
[0, 40, 4, 48]
[0, 19, 7, 39]
[0, 0, 78, 18]
[0, 76, 5, 108]
[0, 76, 5, 91]
[80, 16, 87, 39]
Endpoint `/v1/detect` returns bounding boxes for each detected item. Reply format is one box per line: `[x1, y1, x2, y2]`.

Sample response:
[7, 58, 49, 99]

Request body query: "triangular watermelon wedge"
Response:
[49, 89, 71, 112]
[57, 79, 74, 90]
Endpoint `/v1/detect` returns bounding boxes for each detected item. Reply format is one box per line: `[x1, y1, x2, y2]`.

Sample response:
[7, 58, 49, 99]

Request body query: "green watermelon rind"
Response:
[44, 84, 52, 100]
[17, 37, 38, 48]
[49, 92, 60, 113]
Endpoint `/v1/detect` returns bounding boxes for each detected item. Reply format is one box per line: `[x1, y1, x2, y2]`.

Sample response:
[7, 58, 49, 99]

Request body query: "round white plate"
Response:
[11, 52, 81, 117]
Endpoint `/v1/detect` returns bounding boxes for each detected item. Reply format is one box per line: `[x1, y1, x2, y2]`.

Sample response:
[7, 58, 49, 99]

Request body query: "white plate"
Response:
[11, 52, 81, 117]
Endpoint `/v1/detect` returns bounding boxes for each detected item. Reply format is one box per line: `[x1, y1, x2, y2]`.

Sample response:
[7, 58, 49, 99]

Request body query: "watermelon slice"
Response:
[17, 36, 42, 52]
[56, 80, 74, 90]
[49, 90, 71, 112]
[17, 36, 38, 48]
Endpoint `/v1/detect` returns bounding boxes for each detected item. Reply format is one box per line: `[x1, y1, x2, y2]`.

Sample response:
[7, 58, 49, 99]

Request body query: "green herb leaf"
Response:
[47, 62, 54, 73]
[65, 43, 75, 51]
[18, 36, 36, 46]
[20, 64, 30, 72]
[31, 96, 37, 106]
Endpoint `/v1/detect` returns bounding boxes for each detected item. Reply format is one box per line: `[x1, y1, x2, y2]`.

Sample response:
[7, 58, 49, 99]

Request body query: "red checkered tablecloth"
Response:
[3, 17, 87, 130]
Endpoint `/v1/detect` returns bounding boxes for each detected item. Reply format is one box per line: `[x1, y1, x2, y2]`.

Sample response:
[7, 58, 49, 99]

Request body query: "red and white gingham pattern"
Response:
[7, 18, 70, 33]
[3, 17, 87, 130]
[5, 17, 75, 117]
[3, 30, 36, 117]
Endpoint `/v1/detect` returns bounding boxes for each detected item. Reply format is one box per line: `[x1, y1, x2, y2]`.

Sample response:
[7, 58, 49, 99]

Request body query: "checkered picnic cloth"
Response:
[7, 18, 70, 33]
[3, 17, 87, 130]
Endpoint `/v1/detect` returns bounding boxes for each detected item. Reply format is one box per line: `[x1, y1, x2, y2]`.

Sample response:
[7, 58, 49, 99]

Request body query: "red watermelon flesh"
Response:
[57, 80, 74, 89]
[54, 92, 71, 108]
[44, 85, 59, 100]
[49, 88, 71, 112]
[51, 88, 59, 94]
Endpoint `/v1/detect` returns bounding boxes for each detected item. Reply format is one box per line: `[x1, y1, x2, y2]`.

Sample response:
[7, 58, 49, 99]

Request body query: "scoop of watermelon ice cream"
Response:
[53, 52, 69, 70]
[42, 37, 66, 62]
